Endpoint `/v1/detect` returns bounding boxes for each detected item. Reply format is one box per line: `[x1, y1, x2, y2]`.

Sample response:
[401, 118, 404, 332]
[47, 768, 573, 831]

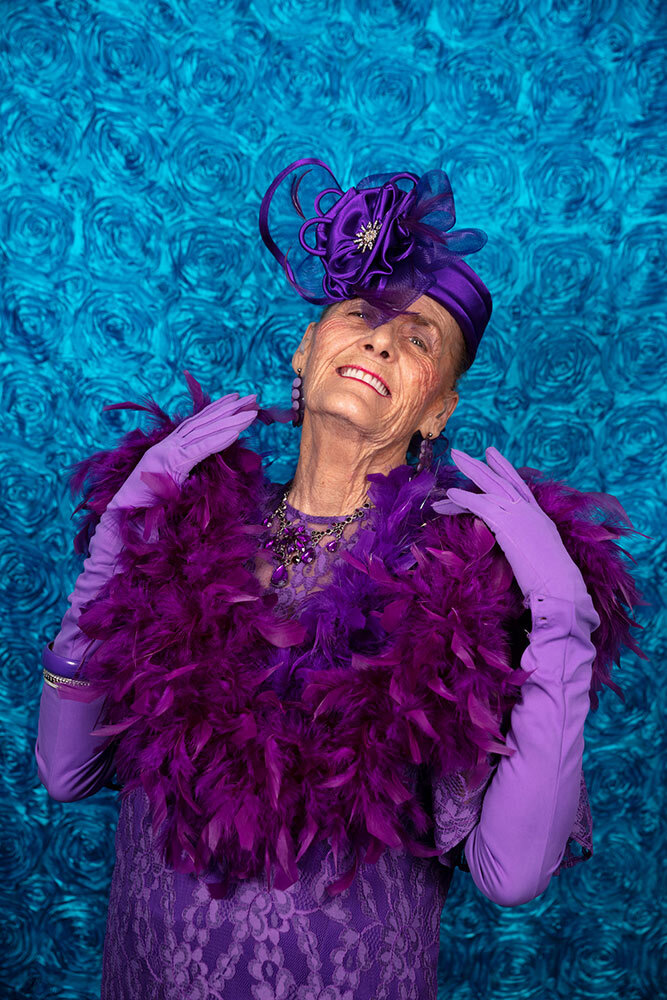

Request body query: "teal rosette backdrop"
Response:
[0, 0, 664, 997]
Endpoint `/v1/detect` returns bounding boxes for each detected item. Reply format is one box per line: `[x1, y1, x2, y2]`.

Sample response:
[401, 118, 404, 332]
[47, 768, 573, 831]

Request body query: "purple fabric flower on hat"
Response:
[297, 174, 419, 299]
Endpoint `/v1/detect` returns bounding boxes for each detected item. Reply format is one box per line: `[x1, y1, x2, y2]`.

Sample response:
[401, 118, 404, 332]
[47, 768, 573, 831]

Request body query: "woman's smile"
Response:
[336, 365, 391, 397]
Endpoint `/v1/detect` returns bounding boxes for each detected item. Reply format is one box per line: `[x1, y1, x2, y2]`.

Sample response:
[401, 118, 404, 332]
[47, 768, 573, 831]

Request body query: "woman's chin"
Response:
[314, 400, 383, 433]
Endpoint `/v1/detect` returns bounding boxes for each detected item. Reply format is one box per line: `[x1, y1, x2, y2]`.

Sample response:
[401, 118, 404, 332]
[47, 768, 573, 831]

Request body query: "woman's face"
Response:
[291, 293, 461, 451]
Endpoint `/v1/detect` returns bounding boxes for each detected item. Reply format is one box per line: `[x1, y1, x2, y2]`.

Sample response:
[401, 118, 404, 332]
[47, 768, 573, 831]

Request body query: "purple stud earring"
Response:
[291, 367, 304, 427]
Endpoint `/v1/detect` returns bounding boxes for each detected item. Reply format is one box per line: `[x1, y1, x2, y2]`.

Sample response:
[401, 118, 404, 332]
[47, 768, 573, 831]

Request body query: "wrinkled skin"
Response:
[287, 294, 462, 516]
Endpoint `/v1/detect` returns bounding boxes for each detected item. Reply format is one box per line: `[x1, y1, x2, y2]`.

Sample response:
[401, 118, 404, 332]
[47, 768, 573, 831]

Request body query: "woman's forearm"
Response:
[36, 644, 118, 801]
[51, 510, 128, 662]
[463, 590, 601, 906]
[36, 510, 128, 799]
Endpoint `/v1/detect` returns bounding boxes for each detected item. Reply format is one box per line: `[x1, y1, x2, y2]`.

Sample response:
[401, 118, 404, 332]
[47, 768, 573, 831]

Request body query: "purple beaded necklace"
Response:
[262, 483, 374, 587]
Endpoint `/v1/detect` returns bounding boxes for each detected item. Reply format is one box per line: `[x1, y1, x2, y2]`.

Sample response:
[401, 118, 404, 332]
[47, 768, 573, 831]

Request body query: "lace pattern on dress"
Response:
[553, 766, 593, 871]
[101, 781, 452, 1000]
[428, 765, 495, 872]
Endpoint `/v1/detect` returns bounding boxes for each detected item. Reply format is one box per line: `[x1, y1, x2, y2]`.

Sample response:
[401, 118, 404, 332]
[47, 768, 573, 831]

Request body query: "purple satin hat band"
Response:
[259, 157, 493, 369]
[426, 257, 493, 366]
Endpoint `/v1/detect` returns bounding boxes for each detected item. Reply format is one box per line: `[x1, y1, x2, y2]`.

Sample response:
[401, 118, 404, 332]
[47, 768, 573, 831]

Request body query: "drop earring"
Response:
[416, 432, 433, 473]
[291, 367, 304, 427]
[416, 430, 450, 473]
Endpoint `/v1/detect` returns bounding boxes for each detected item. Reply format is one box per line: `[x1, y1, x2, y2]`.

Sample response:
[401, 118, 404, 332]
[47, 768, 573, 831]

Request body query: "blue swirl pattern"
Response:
[0, 0, 663, 996]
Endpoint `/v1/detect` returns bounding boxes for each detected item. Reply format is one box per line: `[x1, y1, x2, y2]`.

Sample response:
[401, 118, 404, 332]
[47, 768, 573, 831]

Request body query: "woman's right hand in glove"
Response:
[107, 391, 259, 511]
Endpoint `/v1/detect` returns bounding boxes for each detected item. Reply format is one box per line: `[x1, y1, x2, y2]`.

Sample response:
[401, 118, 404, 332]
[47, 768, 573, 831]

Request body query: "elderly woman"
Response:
[36, 159, 644, 1000]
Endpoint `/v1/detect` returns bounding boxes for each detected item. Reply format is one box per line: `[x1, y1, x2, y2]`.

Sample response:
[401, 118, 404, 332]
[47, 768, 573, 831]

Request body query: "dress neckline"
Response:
[284, 499, 347, 524]
[271, 478, 365, 524]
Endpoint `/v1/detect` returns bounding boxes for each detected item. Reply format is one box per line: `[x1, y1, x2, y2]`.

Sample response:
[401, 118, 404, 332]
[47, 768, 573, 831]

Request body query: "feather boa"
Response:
[65, 373, 648, 898]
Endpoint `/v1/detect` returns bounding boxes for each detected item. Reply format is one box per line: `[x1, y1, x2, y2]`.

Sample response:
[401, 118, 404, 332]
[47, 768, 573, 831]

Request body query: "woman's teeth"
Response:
[338, 367, 390, 397]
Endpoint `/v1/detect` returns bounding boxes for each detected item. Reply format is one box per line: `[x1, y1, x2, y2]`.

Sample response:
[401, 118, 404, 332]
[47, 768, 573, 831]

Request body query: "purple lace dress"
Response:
[99, 488, 489, 1000]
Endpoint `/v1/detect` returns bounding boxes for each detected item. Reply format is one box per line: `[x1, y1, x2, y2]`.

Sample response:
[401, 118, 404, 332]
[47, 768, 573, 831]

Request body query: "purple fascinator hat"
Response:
[259, 157, 493, 367]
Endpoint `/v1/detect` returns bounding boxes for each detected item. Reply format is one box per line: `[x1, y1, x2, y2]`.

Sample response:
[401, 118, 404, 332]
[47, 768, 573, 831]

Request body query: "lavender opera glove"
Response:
[463, 592, 600, 905]
[37, 517, 126, 800]
[36, 392, 259, 801]
[433, 446, 601, 904]
[432, 446, 592, 603]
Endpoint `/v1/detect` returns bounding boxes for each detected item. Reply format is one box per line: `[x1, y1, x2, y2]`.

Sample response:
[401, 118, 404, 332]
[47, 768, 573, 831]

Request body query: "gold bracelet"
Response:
[43, 667, 92, 689]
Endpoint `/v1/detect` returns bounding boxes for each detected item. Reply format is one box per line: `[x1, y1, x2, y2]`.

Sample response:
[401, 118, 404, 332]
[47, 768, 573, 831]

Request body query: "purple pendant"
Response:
[326, 539, 338, 552]
[270, 564, 287, 586]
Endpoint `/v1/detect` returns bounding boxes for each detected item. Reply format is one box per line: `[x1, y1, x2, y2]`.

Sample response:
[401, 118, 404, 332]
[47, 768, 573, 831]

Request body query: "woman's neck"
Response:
[286, 411, 408, 517]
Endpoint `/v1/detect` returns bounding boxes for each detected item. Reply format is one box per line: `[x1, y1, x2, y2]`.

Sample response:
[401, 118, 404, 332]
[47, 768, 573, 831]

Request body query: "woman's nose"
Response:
[364, 342, 390, 358]
[362, 322, 396, 357]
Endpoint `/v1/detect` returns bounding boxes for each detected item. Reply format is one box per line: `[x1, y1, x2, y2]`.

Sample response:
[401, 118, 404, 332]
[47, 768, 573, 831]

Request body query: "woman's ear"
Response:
[292, 321, 316, 374]
[425, 391, 459, 438]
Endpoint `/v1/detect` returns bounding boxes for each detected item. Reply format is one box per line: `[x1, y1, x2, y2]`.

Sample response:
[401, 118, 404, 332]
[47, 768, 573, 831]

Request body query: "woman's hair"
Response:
[316, 302, 469, 462]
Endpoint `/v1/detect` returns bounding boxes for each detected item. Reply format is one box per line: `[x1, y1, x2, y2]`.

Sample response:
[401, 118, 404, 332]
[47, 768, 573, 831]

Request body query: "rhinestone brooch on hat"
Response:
[354, 219, 382, 252]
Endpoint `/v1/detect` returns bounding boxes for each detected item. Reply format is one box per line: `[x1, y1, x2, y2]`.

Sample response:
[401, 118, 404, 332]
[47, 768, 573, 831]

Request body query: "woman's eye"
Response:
[347, 311, 427, 350]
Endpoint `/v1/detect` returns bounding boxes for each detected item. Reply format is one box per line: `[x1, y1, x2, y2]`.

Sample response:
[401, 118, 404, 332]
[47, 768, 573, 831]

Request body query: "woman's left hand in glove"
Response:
[431, 445, 591, 604]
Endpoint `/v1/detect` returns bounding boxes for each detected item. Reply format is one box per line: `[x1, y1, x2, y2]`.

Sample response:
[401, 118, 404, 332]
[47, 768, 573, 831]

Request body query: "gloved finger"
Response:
[183, 409, 259, 449]
[442, 487, 508, 525]
[450, 448, 520, 504]
[173, 393, 243, 435]
[484, 446, 536, 505]
[233, 395, 260, 413]
[431, 497, 469, 516]
[177, 395, 258, 440]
